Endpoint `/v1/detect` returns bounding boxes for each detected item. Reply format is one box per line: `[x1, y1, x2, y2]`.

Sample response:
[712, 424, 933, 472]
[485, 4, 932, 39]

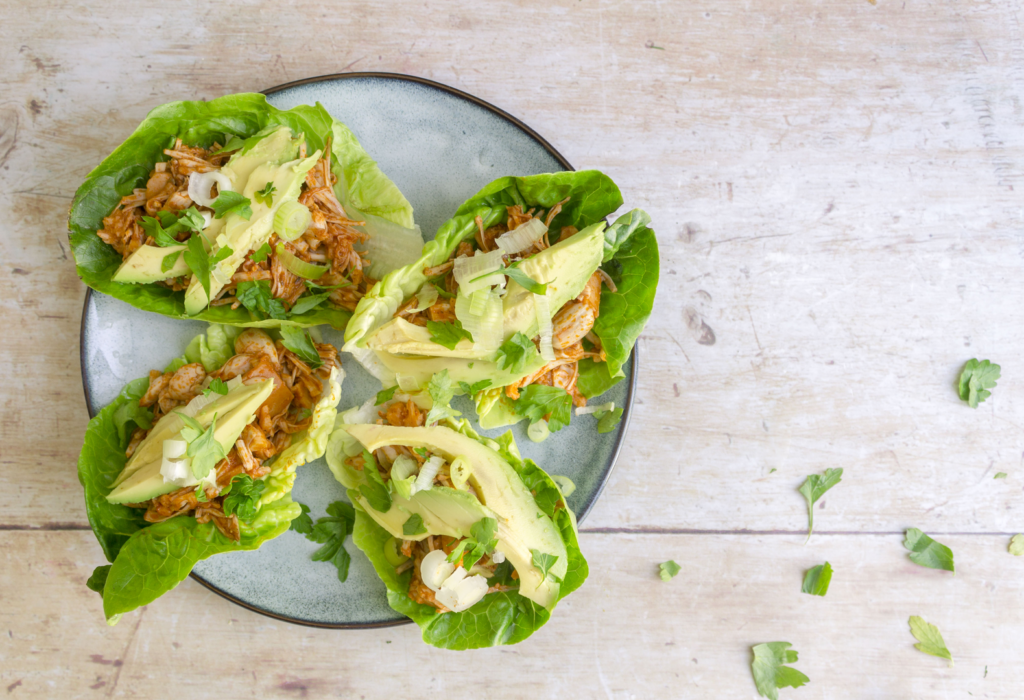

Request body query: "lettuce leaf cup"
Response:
[342, 170, 659, 433]
[80, 324, 343, 623]
[325, 394, 586, 649]
[69, 93, 422, 330]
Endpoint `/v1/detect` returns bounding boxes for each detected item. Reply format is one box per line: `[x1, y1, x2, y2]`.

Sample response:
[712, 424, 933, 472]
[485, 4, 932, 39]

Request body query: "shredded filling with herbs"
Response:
[97, 137, 375, 312]
[125, 329, 339, 541]
[393, 199, 610, 407]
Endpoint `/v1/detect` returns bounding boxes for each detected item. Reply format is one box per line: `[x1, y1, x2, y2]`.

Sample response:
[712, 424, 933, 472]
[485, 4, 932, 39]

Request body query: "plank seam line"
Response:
[579, 528, 1021, 536]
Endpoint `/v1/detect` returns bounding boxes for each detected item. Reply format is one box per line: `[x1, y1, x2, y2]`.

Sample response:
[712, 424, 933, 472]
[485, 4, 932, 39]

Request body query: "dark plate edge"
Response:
[78, 71, 638, 630]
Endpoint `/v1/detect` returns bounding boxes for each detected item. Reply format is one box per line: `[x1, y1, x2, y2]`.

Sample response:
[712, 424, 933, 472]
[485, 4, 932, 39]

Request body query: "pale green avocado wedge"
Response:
[106, 379, 273, 504]
[112, 243, 189, 284]
[337, 423, 569, 609]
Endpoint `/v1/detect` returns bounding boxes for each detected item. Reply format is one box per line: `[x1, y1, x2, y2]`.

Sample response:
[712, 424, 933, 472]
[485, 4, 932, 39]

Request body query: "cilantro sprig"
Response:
[511, 385, 573, 432]
[177, 413, 226, 480]
[458, 379, 492, 396]
[426, 319, 474, 350]
[235, 280, 287, 320]
[751, 642, 809, 700]
[958, 358, 1000, 408]
[221, 474, 266, 523]
[291, 501, 357, 582]
[495, 332, 540, 374]
[426, 369, 459, 425]
[253, 182, 276, 207]
[908, 616, 953, 666]
[447, 517, 499, 571]
[183, 235, 233, 305]
[530, 549, 561, 582]
[250, 242, 272, 263]
[140, 207, 205, 247]
[358, 449, 392, 512]
[279, 326, 323, 369]
[203, 378, 228, 397]
[904, 528, 955, 573]
[210, 191, 253, 220]
[797, 468, 842, 540]
[801, 562, 832, 596]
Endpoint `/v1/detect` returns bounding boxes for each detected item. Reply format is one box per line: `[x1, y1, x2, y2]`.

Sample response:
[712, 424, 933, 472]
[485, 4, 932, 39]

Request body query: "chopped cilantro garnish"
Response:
[210, 191, 252, 220]
[801, 562, 832, 596]
[426, 319, 474, 350]
[797, 468, 842, 540]
[253, 182, 276, 207]
[958, 358, 1000, 408]
[904, 528, 955, 572]
[511, 385, 573, 432]
[250, 242, 272, 263]
[495, 332, 539, 374]
[235, 280, 287, 320]
[908, 616, 953, 666]
[375, 386, 398, 406]
[751, 642, 809, 699]
[221, 474, 266, 522]
[659, 560, 681, 581]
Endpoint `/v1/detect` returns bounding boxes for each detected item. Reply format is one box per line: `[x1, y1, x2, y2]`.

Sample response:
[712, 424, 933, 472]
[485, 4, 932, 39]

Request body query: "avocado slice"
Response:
[112, 244, 189, 284]
[343, 423, 568, 608]
[183, 128, 318, 315]
[106, 379, 274, 504]
[368, 221, 605, 360]
[372, 348, 547, 393]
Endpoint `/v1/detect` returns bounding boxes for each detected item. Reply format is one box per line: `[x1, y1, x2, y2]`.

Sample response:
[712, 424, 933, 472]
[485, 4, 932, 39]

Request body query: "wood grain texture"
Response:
[2, 0, 1023, 696]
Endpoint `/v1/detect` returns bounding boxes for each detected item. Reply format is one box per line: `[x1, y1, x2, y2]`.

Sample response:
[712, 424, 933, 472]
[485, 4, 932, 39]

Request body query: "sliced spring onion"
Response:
[180, 392, 217, 418]
[414, 284, 439, 312]
[551, 474, 576, 497]
[392, 454, 418, 482]
[273, 200, 313, 241]
[275, 244, 328, 280]
[396, 373, 421, 392]
[534, 293, 555, 362]
[454, 250, 504, 295]
[450, 456, 472, 491]
[527, 419, 551, 443]
[413, 455, 445, 494]
[454, 287, 503, 351]
[496, 218, 548, 255]
[188, 171, 233, 207]
[576, 402, 615, 416]
[352, 208, 425, 279]
[384, 537, 410, 567]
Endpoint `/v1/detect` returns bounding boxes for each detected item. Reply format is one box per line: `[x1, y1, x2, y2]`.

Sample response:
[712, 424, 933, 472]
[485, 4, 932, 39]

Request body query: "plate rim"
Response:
[78, 71, 638, 629]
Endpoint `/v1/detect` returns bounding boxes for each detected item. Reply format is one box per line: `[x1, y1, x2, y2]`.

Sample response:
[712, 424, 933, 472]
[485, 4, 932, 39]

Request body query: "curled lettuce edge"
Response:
[327, 416, 587, 649]
[79, 323, 343, 622]
[68, 92, 414, 330]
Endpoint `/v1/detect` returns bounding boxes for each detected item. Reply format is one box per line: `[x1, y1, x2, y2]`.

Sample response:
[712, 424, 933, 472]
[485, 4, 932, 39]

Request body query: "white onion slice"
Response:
[180, 392, 217, 418]
[491, 550, 506, 564]
[534, 293, 555, 362]
[413, 284, 439, 313]
[201, 211, 213, 229]
[421, 550, 456, 592]
[454, 287, 503, 351]
[576, 402, 615, 416]
[453, 249, 504, 295]
[160, 439, 191, 485]
[188, 171, 233, 207]
[496, 218, 548, 255]
[396, 373, 420, 392]
[413, 455, 445, 493]
[436, 569, 489, 612]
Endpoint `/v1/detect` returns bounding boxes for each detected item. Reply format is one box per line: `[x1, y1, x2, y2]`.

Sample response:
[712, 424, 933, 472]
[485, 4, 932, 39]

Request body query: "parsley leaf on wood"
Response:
[908, 616, 953, 666]
[235, 280, 288, 320]
[659, 560, 681, 581]
[210, 191, 253, 220]
[495, 332, 539, 374]
[221, 474, 266, 523]
[958, 358, 1000, 408]
[279, 326, 322, 369]
[751, 642, 809, 700]
[904, 528, 955, 573]
[994, 472, 1008, 479]
[1009, 534, 1024, 556]
[801, 562, 833, 596]
[426, 319, 474, 350]
[512, 385, 573, 432]
[289, 502, 314, 535]
[358, 449, 392, 512]
[798, 468, 843, 539]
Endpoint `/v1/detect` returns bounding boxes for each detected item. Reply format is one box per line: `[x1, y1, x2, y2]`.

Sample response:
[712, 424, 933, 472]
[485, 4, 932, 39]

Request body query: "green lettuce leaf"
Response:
[345, 420, 587, 649]
[69, 93, 413, 330]
[79, 324, 343, 621]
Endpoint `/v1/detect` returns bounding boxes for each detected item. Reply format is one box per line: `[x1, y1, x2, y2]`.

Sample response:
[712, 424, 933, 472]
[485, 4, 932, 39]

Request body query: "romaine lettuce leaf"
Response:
[69, 93, 414, 330]
[344, 419, 587, 649]
[79, 324, 342, 622]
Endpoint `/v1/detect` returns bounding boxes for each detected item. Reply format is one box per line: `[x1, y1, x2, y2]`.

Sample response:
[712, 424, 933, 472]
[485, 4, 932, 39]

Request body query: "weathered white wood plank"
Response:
[2, 531, 1022, 698]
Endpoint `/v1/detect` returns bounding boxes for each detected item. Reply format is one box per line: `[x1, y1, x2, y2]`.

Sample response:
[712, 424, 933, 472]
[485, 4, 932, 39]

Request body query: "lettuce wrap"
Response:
[69, 93, 420, 330]
[342, 170, 659, 431]
[80, 324, 343, 623]
[325, 396, 586, 649]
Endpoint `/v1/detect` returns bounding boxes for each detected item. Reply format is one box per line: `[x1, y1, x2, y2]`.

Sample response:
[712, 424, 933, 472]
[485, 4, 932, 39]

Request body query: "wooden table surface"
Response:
[3, 0, 1024, 697]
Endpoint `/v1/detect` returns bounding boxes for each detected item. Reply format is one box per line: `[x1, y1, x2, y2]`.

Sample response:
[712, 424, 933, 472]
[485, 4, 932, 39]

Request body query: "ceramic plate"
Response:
[80, 73, 637, 627]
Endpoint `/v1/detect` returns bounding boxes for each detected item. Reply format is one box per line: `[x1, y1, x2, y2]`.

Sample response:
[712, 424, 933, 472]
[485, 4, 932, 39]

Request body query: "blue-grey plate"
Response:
[79, 73, 637, 628]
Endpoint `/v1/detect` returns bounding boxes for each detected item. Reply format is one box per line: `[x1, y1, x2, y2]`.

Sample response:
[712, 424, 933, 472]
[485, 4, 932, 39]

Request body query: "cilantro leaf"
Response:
[908, 616, 953, 666]
[289, 502, 314, 535]
[447, 518, 499, 571]
[160, 250, 182, 273]
[210, 191, 253, 220]
[904, 528, 955, 573]
[1009, 534, 1024, 556]
[253, 182, 276, 207]
[531, 549, 561, 582]
[426, 319, 474, 350]
[797, 468, 843, 539]
[140, 207, 205, 247]
[751, 642, 810, 700]
[307, 501, 356, 582]
[279, 326, 322, 369]
[290, 292, 331, 316]
[250, 242, 272, 264]
[512, 385, 573, 432]
[958, 358, 1000, 408]
[458, 379, 492, 396]
[801, 562, 833, 596]
[183, 235, 232, 306]
[221, 474, 266, 523]
[203, 378, 228, 397]
[595, 407, 624, 434]
[471, 517, 498, 547]
[403, 513, 427, 536]
[375, 386, 398, 406]
[112, 398, 153, 447]
[426, 369, 459, 425]
[495, 332, 539, 374]
[176, 412, 226, 480]
[86, 565, 111, 596]
[431, 282, 456, 299]
[140, 216, 181, 247]
[503, 264, 548, 295]
[358, 449, 392, 512]
[995, 472, 1008, 479]
[235, 280, 287, 320]
[659, 560, 681, 581]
